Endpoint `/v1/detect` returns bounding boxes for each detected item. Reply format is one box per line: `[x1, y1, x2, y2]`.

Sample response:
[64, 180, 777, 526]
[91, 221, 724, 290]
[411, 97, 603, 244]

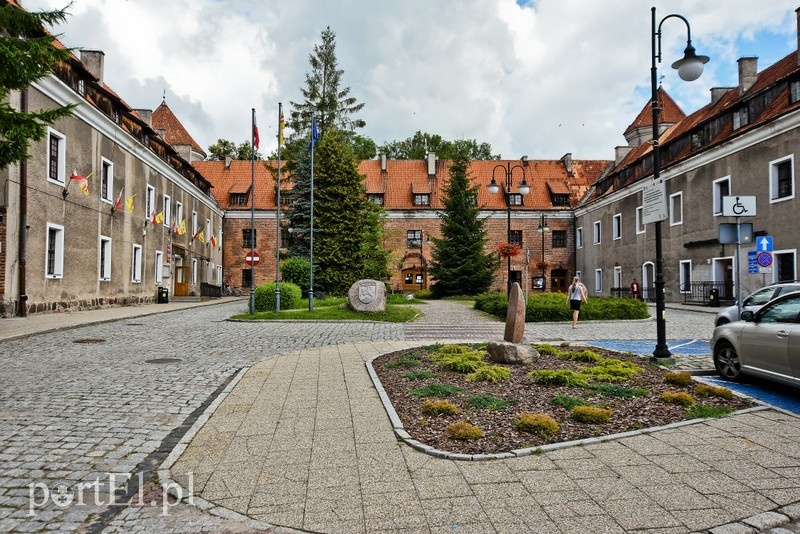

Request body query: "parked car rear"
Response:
[714, 282, 800, 326]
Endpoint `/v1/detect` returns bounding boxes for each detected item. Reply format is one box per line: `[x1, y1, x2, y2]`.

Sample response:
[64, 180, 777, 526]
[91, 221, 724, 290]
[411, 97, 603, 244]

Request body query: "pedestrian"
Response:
[630, 278, 640, 300]
[567, 276, 588, 328]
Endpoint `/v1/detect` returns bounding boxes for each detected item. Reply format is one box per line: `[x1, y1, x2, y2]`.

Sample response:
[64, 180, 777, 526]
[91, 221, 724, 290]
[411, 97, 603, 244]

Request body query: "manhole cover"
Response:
[145, 358, 182, 364]
[73, 338, 106, 344]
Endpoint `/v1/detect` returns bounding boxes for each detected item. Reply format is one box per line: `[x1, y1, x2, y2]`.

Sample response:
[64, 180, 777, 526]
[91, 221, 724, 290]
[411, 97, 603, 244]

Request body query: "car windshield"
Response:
[745, 287, 777, 306]
[759, 297, 800, 324]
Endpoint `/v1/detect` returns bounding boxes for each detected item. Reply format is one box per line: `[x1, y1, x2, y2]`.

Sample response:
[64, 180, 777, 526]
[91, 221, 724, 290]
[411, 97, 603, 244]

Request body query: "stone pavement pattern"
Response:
[0, 298, 798, 532]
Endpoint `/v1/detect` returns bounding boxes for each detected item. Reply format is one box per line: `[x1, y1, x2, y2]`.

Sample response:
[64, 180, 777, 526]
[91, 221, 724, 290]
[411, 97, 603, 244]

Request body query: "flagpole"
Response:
[275, 102, 282, 313]
[309, 114, 315, 312]
[249, 108, 256, 314]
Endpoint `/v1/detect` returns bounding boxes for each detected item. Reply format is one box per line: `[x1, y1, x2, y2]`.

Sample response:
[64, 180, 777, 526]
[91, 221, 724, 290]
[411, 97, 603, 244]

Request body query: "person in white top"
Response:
[566, 276, 588, 329]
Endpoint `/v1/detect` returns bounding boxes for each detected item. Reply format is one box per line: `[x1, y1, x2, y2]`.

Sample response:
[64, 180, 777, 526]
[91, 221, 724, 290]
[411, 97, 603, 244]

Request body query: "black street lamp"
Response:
[650, 7, 709, 362]
[538, 214, 550, 291]
[488, 161, 529, 293]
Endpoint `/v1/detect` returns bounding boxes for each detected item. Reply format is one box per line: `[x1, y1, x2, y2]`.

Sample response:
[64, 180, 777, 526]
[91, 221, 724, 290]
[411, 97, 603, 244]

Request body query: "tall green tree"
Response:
[313, 129, 385, 294]
[428, 155, 498, 297]
[288, 26, 365, 141]
[379, 131, 497, 161]
[206, 138, 262, 161]
[0, 2, 75, 169]
[285, 146, 313, 258]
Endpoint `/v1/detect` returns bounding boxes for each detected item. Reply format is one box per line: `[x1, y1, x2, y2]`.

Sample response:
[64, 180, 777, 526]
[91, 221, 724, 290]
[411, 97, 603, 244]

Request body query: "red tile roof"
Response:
[152, 100, 206, 156]
[624, 87, 686, 137]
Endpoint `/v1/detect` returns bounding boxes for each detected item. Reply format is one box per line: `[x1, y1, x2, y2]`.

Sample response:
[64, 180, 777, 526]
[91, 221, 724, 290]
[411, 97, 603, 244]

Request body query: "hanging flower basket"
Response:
[535, 260, 550, 270]
[498, 243, 522, 258]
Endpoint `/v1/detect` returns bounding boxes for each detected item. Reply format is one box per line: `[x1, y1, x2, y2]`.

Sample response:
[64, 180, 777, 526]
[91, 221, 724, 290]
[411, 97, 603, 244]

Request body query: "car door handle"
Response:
[776, 330, 789, 338]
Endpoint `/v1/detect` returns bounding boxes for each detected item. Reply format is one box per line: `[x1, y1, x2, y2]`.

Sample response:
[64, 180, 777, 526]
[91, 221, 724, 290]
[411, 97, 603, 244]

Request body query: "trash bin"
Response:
[708, 288, 719, 307]
[157, 287, 169, 304]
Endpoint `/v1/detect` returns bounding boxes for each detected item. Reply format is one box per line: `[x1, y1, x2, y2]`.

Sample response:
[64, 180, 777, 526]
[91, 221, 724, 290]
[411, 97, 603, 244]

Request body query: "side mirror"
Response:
[741, 310, 755, 322]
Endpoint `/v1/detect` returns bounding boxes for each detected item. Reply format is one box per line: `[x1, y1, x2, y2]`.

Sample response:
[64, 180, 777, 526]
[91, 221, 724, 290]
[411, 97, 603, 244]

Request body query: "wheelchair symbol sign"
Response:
[722, 195, 756, 217]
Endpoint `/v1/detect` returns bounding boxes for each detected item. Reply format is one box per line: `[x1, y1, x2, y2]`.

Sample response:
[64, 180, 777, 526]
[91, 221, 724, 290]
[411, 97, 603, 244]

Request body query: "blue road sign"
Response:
[757, 236, 773, 252]
[757, 251, 773, 267]
[748, 250, 758, 274]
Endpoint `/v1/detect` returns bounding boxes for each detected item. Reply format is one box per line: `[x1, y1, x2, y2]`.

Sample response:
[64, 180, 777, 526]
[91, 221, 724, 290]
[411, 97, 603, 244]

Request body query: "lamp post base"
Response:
[649, 355, 676, 366]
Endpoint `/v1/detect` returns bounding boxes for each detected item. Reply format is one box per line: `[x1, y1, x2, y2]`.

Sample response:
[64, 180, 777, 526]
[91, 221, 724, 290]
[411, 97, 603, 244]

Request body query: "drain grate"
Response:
[145, 358, 182, 364]
[73, 338, 106, 344]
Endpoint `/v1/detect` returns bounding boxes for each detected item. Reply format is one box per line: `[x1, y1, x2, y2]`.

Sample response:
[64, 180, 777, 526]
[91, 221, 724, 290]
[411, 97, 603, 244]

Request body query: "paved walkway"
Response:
[1, 298, 799, 533]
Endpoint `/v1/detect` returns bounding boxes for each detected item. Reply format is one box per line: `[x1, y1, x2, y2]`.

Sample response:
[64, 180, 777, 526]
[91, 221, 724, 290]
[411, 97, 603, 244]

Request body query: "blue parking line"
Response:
[591, 339, 709, 356]
[697, 376, 800, 416]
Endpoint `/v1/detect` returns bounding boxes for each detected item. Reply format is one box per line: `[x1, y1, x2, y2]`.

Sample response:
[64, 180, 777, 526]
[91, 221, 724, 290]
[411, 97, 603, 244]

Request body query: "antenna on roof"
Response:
[162, 89, 166, 103]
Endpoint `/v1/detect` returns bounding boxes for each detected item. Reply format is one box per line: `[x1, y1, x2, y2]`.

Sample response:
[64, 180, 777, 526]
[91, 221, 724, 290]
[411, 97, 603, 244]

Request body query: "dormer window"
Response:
[413, 193, 430, 206]
[733, 107, 749, 130]
[367, 193, 384, 206]
[230, 193, 248, 206]
[551, 194, 570, 206]
[507, 193, 523, 206]
[791, 80, 800, 104]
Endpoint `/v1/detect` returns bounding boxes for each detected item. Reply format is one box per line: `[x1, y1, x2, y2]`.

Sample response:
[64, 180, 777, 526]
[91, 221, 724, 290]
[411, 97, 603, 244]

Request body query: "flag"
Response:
[69, 170, 85, 182]
[178, 219, 186, 235]
[151, 211, 158, 224]
[79, 180, 89, 196]
[113, 189, 124, 212]
[172, 220, 179, 234]
[278, 110, 285, 147]
[253, 113, 260, 150]
[155, 211, 165, 225]
[197, 230, 205, 244]
[210, 234, 218, 247]
[69, 170, 91, 196]
[125, 194, 135, 213]
[308, 116, 319, 152]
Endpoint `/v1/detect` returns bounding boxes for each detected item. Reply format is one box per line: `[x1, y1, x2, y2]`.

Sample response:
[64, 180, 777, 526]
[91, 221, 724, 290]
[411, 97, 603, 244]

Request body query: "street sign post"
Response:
[757, 236, 773, 252]
[748, 250, 758, 274]
[722, 195, 757, 217]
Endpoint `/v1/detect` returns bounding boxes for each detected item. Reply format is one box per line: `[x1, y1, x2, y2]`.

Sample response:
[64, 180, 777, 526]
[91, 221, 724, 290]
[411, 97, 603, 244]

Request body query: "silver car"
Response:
[711, 292, 800, 387]
[714, 282, 800, 326]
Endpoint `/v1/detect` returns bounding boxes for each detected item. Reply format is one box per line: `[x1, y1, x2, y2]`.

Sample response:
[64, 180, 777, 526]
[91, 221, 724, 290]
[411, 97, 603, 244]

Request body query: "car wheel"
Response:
[716, 317, 730, 327]
[713, 341, 742, 381]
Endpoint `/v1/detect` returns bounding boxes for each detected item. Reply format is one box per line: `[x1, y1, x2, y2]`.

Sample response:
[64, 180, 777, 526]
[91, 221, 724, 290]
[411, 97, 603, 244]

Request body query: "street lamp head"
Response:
[518, 179, 530, 196]
[672, 42, 709, 81]
[487, 179, 500, 195]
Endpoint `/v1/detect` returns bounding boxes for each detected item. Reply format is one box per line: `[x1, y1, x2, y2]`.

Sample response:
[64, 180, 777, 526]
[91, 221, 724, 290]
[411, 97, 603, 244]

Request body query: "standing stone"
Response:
[504, 282, 525, 343]
[348, 279, 387, 312]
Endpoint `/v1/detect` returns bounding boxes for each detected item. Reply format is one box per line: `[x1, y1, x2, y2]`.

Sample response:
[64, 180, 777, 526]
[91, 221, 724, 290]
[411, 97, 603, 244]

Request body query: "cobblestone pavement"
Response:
[1, 299, 797, 533]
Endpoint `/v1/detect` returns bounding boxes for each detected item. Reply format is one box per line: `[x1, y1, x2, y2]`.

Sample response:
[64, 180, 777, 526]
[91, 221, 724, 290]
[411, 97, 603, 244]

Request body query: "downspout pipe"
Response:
[18, 88, 28, 317]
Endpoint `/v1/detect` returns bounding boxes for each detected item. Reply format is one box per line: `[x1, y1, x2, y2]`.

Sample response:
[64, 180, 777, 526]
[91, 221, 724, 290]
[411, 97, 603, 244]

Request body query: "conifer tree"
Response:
[429, 155, 498, 297]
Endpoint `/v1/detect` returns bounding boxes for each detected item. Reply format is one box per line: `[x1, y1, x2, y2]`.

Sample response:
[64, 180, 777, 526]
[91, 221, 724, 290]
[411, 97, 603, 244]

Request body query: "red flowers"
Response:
[498, 243, 522, 257]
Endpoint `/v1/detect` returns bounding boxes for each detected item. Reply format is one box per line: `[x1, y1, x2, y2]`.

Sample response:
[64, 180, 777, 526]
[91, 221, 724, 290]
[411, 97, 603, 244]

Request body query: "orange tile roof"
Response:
[193, 160, 289, 211]
[624, 87, 686, 137]
[153, 100, 206, 156]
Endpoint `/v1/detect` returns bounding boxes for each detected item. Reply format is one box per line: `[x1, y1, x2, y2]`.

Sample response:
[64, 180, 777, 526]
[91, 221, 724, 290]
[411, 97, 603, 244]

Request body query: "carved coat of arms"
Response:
[358, 281, 377, 304]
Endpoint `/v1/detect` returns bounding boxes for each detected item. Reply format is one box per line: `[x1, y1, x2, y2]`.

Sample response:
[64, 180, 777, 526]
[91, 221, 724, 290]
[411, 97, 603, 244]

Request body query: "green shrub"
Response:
[414, 289, 433, 300]
[429, 348, 486, 373]
[466, 365, 511, 383]
[533, 343, 560, 356]
[586, 384, 651, 399]
[550, 394, 587, 410]
[420, 399, 459, 416]
[583, 358, 642, 382]
[557, 349, 601, 363]
[514, 412, 560, 438]
[280, 257, 311, 289]
[694, 383, 734, 400]
[686, 404, 735, 419]
[466, 395, 510, 410]
[476, 293, 650, 322]
[664, 371, 694, 386]
[571, 405, 612, 424]
[528, 369, 587, 387]
[436, 344, 472, 355]
[254, 281, 302, 311]
[661, 391, 695, 406]
[446, 421, 484, 440]
[473, 292, 508, 318]
[410, 383, 463, 397]
[402, 370, 439, 380]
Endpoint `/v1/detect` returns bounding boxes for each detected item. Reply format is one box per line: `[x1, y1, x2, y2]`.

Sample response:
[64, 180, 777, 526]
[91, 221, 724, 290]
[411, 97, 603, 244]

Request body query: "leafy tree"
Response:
[313, 129, 385, 294]
[379, 131, 497, 160]
[360, 201, 391, 282]
[206, 138, 262, 161]
[351, 134, 376, 161]
[285, 146, 314, 258]
[428, 155, 498, 297]
[0, 2, 75, 169]
[288, 26, 365, 141]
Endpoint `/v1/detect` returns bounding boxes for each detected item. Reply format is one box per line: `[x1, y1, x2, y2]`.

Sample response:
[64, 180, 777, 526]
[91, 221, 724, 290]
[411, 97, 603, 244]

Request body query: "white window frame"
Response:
[191, 258, 198, 285]
[45, 223, 65, 279]
[99, 236, 112, 281]
[679, 260, 692, 293]
[205, 218, 211, 240]
[46, 128, 66, 185]
[175, 201, 183, 228]
[612, 214, 622, 240]
[576, 270, 582, 281]
[669, 192, 683, 226]
[712, 176, 731, 216]
[163, 194, 171, 227]
[132, 244, 143, 283]
[594, 269, 602, 293]
[769, 155, 795, 203]
[635, 206, 646, 234]
[100, 157, 114, 203]
[593, 221, 601, 245]
[218, 225, 223, 248]
[613, 265, 622, 289]
[216, 265, 223, 284]
[146, 185, 156, 219]
[576, 227, 583, 249]
[155, 251, 164, 284]
[192, 211, 198, 236]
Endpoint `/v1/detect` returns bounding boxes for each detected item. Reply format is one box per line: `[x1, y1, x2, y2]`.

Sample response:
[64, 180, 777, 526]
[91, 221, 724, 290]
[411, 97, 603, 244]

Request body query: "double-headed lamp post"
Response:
[538, 215, 550, 291]
[650, 7, 709, 362]
[488, 161, 529, 294]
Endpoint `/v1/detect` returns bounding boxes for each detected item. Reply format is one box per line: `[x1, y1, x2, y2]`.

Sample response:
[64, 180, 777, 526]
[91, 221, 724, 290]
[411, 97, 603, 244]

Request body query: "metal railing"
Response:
[200, 283, 222, 298]
[610, 287, 654, 302]
[682, 281, 734, 305]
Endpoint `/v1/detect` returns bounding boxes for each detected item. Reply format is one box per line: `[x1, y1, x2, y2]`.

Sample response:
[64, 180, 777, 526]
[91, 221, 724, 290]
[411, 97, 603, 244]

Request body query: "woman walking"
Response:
[567, 276, 588, 328]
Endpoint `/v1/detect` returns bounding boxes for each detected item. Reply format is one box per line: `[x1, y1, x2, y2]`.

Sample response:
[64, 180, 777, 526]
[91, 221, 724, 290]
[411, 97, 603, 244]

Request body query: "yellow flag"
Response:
[125, 194, 135, 213]
[197, 230, 205, 243]
[279, 111, 285, 146]
[155, 211, 165, 224]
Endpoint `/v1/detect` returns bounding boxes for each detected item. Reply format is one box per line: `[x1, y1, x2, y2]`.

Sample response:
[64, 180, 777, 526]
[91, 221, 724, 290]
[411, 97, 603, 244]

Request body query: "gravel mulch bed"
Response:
[372, 344, 757, 455]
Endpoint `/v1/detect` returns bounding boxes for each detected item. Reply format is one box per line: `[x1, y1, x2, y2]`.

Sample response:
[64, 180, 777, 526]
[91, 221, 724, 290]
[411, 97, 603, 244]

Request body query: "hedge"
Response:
[474, 292, 649, 322]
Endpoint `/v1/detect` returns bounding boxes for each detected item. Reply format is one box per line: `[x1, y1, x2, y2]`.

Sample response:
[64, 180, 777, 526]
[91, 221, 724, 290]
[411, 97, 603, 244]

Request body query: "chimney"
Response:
[134, 109, 153, 127]
[380, 152, 387, 173]
[738, 57, 758, 95]
[427, 152, 436, 176]
[560, 153, 574, 177]
[710, 87, 730, 106]
[614, 146, 633, 166]
[80, 50, 105, 84]
[224, 156, 232, 170]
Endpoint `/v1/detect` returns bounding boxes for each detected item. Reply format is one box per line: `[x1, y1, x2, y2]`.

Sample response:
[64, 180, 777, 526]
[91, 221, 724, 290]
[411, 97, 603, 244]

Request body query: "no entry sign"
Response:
[245, 252, 260, 266]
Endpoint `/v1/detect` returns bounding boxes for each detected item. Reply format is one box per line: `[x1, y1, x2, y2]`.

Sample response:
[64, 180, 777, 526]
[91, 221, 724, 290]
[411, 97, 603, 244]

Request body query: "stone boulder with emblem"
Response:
[347, 279, 387, 312]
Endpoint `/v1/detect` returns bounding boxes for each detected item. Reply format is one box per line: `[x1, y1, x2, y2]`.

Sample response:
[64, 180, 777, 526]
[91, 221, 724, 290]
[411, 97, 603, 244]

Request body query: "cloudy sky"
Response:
[24, 0, 800, 160]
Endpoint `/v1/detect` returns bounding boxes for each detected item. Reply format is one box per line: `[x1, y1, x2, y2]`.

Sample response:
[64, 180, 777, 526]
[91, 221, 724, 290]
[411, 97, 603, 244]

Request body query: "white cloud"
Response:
[24, 0, 800, 160]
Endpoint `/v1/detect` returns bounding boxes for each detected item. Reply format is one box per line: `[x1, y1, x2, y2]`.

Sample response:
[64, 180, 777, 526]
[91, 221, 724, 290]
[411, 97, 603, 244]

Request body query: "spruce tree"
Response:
[0, 2, 75, 168]
[429, 156, 498, 297]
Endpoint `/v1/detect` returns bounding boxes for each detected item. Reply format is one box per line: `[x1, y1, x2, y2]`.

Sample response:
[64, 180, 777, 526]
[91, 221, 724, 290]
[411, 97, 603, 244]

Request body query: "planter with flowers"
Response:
[498, 243, 522, 258]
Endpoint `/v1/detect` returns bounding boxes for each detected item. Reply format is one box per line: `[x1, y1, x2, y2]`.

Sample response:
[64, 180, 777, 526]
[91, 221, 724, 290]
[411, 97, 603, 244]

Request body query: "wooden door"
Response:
[175, 266, 189, 296]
